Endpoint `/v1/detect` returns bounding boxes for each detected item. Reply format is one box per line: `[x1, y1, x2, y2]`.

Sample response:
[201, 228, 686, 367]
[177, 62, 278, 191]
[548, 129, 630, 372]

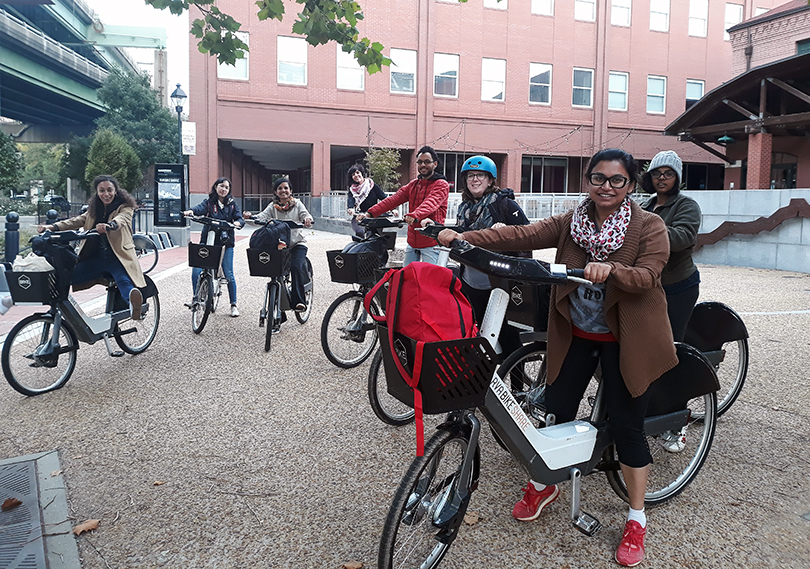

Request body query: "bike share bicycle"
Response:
[186, 216, 237, 334]
[321, 217, 401, 368]
[246, 219, 313, 352]
[2, 229, 160, 396]
[375, 226, 720, 569]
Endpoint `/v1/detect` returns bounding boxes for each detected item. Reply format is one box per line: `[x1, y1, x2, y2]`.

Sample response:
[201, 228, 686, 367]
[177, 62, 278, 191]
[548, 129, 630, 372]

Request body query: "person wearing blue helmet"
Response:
[456, 155, 529, 356]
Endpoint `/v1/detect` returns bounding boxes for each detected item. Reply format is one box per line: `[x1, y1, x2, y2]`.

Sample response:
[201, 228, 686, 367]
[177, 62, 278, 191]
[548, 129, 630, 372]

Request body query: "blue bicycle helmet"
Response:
[460, 155, 497, 178]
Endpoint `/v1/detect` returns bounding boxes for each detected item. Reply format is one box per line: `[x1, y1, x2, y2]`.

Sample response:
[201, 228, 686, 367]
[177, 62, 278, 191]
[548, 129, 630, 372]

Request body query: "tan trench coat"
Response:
[53, 203, 146, 291]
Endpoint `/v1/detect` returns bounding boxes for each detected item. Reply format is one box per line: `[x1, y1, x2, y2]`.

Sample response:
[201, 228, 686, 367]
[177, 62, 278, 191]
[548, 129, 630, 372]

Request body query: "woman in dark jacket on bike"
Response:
[346, 163, 386, 237]
[183, 177, 244, 317]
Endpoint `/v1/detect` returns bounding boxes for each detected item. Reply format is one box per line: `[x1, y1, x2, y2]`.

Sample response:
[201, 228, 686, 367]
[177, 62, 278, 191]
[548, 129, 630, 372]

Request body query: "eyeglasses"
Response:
[649, 169, 677, 180]
[466, 172, 487, 180]
[587, 173, 630, 189]
[416, 159, 434, 165]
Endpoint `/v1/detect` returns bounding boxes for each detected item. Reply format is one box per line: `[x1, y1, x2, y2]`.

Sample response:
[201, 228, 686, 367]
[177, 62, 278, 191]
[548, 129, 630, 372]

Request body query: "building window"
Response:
[390, 48, 416, 94]
[754, 7, 770, 16]
[608, 71, 629, 111]
[650, 0, 669, 32]
[482, 58, 506, 101]
[572, 67, 593, 108]
[611, 0, 631, 27]
[798, 38, 810, 55]
[437, 152, 475, 193]
[647, 75, 666, 113]
[484, 0, 507, 9]
[529, 63, 552, 104]
[277, 36, 307, 85]
[688, 0, 708, 37]
[336, 46, 364, 90]
[434, 53, 459, 97]
[531, 0, 554, 16]
[575, 0, 596, 22]
[686, 79, 704, 102]
[522, 156, 569, 193]
[724, 3, 743, 40]
[218, 32, 249, 80]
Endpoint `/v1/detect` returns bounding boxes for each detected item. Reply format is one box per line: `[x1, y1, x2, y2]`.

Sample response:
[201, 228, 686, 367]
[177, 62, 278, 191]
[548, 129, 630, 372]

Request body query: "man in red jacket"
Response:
[357, 146, 450, 265]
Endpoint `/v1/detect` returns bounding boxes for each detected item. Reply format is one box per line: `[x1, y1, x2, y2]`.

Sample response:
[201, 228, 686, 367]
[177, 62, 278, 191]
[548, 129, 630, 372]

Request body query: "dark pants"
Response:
[289, 244, 309, 306]
[72, 248, 136, 303]
[666, 283, 699, 342]
[545, 336, 652, 468]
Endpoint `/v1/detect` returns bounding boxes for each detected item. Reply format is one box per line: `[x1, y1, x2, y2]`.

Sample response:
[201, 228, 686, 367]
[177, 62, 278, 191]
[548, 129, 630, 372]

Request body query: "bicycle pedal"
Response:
[110, 350, 125, 358]
[572, 511, 601, 536]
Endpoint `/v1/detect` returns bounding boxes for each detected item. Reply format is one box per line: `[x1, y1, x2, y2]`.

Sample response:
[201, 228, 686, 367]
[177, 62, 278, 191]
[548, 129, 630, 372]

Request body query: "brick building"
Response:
[187, 0, 784, 206]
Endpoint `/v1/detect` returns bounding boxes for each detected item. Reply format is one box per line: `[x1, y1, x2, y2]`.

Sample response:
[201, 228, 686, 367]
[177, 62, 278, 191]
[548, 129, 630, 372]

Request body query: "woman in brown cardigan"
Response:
[38, 175, 146, 320]
[438, 148, 677, 567]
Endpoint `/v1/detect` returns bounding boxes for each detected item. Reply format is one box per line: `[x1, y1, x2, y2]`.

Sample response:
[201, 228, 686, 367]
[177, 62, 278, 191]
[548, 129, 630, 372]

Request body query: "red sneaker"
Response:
[615, 520, 646, 567]
[511, 483, 559, 521]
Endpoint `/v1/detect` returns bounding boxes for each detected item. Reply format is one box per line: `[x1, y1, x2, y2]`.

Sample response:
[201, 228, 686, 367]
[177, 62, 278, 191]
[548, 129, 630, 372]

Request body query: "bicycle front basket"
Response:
[377, 324, 497, 414]
[188, 242, 224, 269]
[6, 270, 59, 304]
[326, 250, 380, 284]
[246, 248, 289, 277]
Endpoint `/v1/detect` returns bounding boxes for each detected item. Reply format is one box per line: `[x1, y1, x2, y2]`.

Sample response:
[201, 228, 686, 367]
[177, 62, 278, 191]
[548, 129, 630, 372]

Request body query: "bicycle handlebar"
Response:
[359, 217, 405, 229]
[247, 218, 309, 229]
[186, 215, 238, 230]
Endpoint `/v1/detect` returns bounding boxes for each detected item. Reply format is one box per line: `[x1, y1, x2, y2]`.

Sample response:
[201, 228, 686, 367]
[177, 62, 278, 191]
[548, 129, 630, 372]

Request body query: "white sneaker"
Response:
[129, 289, 143, 320]
[660, 427, 687, 453]
[230, 305, 240, 317]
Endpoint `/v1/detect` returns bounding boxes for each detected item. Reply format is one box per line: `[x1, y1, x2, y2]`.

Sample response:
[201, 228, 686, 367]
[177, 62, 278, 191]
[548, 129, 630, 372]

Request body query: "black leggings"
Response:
[666, 283, 699, 343]
[545, 336, 652, 468]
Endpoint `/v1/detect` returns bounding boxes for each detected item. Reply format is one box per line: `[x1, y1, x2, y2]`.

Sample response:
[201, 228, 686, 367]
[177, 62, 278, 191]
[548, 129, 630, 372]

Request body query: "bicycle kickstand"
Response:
[569, 468, 602, 536]
[101, 333, 125, 358]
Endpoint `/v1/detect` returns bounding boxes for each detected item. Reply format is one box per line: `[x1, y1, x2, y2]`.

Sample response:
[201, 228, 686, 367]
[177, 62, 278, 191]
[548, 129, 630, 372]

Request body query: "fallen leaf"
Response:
[463, 512, 480, 525]
[342, 563, 364, 569]
[72, 455, 83, 459]
[51, 470, 62, 477]
[1, 498, 22, 511]
[153, 481, 166, 486]
[72, 519, 99, 535]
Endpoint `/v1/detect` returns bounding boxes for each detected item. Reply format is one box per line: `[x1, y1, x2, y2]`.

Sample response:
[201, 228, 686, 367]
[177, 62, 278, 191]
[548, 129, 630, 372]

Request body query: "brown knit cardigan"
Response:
[462, 199, 678, 398]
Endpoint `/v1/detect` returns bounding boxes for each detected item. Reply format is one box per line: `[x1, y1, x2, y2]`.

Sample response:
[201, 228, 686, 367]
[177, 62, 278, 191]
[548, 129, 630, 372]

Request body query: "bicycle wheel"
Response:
[191, 274, 212, 334]
[702, 338, 748, 418]
[294, 258, 314, 324]
[133, 234, 159, 275]
[320, 291, 379, 368]
[265, 281, 279, 352]
[378, 427, 474, 569]
[497, 342, 548, 429]
[367, 347, 415, 426]
[114, 294, 160, 354]
[2, 314, 78, 396]
[211, 278, 224, 314]
[605, 392, 717, 506]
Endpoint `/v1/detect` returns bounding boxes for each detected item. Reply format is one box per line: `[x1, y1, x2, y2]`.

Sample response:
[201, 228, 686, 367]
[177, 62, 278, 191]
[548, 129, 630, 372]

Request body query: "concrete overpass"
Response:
[0, 0, 166, 142]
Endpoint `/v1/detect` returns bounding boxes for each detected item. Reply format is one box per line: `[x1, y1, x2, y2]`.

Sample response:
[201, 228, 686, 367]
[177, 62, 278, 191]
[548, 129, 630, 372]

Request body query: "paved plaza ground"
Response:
[0, 228, 808, 568]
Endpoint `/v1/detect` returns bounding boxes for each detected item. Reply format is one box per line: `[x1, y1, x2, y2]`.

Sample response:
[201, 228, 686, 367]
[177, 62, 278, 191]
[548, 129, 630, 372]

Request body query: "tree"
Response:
[60, 136, 93, 196]
[85, 129, 142, 192]
[144, 0, 394, 72]
[17, 143, 65, 196]
[0, 133, 22, 195]
[95, 68, 179, 170]
[364, 147, 401, 191]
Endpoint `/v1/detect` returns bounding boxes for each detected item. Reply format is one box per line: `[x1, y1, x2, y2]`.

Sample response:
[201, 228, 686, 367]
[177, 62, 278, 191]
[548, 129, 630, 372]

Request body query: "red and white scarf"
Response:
[570, 197, 632, 261]
[349, 177, 374, 206]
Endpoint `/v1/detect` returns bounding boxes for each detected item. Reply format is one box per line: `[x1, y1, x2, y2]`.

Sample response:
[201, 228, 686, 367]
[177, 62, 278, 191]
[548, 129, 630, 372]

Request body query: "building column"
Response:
[311, 140, 330, 197]
[503, 150, 522, 194]
[747, 132, 772, 189]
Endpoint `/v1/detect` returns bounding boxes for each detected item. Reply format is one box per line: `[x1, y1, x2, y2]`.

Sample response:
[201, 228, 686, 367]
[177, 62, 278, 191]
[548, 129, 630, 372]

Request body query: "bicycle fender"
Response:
[646, 343, 720, 417]
[684, 301, 748, 351]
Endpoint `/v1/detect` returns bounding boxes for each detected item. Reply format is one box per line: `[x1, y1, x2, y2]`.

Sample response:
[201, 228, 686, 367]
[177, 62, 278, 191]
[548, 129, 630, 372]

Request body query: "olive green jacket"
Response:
[643, 192, 701, 286]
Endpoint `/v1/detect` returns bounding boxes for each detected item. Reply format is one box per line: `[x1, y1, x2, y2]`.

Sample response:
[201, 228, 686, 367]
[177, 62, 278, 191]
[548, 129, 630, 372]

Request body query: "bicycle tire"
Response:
[192, 274, 212, 334]
[378, 427, 475, 569]
[212, 278, 223, 314]
[133, 234, 159, 275]
[265, 281, 279, 352]
[320, 290, 379, 368]
[2, 313, 78, 396]
[367, 347, 415, 426]
[605, 391, 717, 506]
[114, 294, 161, 354]
[703, 338, 748, 418]
[294, 258, 314, 324]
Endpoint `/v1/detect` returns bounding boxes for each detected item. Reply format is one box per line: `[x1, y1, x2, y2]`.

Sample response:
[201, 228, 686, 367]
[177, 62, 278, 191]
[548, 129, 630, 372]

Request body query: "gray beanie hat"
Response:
[649, 150, 682, 181]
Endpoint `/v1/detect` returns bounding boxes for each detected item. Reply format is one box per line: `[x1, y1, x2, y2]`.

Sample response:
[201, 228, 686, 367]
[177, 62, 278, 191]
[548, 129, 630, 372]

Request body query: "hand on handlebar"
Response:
[437, 228, 463, 247]
[583, 262, 611, 284]
[37, 224, 55, 234]
[403, 214, 417, 225]
[303, 218, 313, 228]
[355, 212, 369, 222]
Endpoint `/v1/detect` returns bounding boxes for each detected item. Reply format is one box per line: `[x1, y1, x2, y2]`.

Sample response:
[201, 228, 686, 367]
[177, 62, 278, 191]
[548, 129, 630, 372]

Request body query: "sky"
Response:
[86, 0, 191, 111]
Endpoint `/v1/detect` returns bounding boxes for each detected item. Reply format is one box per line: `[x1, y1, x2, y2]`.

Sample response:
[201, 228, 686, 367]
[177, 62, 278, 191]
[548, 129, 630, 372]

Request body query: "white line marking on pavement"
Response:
[739, 310, 810, 316]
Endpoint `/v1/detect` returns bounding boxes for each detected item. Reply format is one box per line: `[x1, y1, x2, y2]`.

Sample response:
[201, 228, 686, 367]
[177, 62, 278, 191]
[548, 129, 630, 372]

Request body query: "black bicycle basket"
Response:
[246, 248, 290, 277]
[326, 250, 380, 284]
[377, 324, 497, 414]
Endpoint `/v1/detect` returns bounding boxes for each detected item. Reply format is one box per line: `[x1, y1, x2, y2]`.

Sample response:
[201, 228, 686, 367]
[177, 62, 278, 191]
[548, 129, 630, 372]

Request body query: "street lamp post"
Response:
[170, 83, 187, 164]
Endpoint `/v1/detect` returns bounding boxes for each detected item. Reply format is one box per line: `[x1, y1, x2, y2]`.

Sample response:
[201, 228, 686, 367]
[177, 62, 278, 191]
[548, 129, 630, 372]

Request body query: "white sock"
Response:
[627, 507, 646, 528]
[530, 480, 546, 491]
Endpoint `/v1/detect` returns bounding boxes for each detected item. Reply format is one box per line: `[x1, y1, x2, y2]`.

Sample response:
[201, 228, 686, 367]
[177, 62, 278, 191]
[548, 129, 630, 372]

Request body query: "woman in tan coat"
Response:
[38, 175, 146, 320]
[439, 148, 677, 567]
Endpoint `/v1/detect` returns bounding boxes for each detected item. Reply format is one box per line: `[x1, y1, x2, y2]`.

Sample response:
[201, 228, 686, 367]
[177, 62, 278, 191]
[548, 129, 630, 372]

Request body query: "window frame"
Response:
[685, 79, 705, 103]
[481, 57, 506, 102]
[433, 52, 460, 98]
[389, 48, 417, 95]
[336, 45, 365, 91]
[724, 3, 744, 41]
[688, 0, 709, 37]
[217, 31, 249, 81]
[483, 0, 507, 9]
[574, 0, 596, 22]
[277, 36, 307, 86]
[647, 74, 667, 114]
[531, 0, 554, 16]
[529, 62, 552, 105]
[608, 71, 629, 111]
[572, 67, 594, 108]
[649, 0, 670, 32]
[611, 0, 632, 27]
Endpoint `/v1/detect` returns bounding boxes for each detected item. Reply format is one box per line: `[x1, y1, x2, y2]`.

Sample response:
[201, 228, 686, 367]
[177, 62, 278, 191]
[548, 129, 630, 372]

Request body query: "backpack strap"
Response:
[364, 268, 396, 322]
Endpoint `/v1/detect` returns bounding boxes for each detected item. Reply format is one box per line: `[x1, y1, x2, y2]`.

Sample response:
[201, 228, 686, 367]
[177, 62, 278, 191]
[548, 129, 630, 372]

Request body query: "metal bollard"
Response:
[4, 211, 19, 264]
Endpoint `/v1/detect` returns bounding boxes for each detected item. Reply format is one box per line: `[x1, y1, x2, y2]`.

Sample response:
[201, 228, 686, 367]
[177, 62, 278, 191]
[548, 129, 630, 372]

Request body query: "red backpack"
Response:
[365, 262, 477, 454]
